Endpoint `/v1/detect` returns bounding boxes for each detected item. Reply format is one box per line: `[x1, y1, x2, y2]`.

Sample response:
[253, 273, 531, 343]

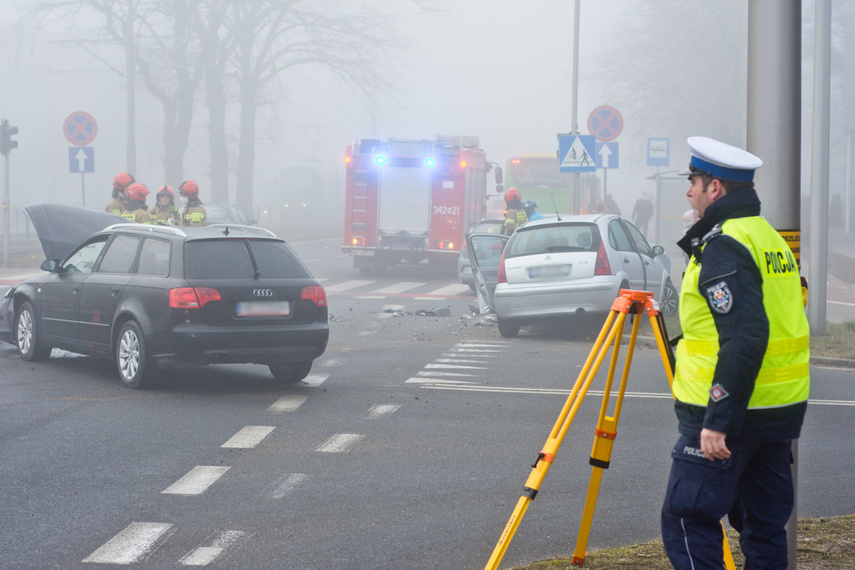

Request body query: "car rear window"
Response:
[508, 223, 600, 257]
[184, 239, 311, 279]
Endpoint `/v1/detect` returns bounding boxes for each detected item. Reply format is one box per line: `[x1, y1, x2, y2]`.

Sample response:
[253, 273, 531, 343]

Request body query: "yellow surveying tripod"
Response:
[484, 289, 736, 569]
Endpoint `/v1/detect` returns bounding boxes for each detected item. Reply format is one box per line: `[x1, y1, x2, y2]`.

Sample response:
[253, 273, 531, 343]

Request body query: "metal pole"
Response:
[571, 0, 580, 213]
[3, 153, 9, 267]
[654, 167, 661, 244]
[847, 132, 853, 234]
[747, 3, 802, 568]
[126, 0, 136, 174]
[809, 0, 831, 336]
[81, 172, 86, 208]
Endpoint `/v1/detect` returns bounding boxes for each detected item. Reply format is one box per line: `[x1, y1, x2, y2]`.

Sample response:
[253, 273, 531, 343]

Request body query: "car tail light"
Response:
[594, 241, 611, 275]
[497, 249, 508, 283]
[301, 285, 327, 307]
[170, 287, 221, 309]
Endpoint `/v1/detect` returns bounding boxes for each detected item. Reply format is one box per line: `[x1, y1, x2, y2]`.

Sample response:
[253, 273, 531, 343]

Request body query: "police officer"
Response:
[178, 180, 206, 227]
[151, 185, 181, 225]
[661, 137, 810, 569]
[502, 187, 528, 235]
[106, 172, 134, 215]
[123, 183, 152, 223]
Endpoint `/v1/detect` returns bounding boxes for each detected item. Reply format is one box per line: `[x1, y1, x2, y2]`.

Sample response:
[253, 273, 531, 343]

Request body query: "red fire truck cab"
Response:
[343, 136, 496, 273]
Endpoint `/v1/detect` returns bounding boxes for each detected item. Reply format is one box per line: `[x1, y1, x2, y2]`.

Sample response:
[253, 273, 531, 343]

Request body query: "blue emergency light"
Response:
[375, 155, 386, 166]
[425, 157, 436, 167]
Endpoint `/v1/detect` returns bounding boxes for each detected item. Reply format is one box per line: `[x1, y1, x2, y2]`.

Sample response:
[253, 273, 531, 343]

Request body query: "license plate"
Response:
[351, 249, 375, 257]
[529, 265, 570, 279]
[236, 301, 291, 317]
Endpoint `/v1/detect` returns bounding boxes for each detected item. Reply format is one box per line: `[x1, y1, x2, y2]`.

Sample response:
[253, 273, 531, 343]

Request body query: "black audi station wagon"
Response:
[0, 216, 328, 389]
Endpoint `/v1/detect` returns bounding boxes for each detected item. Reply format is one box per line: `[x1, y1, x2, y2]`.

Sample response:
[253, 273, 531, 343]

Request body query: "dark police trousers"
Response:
[661, 435, 794, 570]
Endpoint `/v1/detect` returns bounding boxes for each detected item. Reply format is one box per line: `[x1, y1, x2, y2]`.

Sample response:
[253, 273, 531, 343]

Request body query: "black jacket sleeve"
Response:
[697, 235, 769, 435]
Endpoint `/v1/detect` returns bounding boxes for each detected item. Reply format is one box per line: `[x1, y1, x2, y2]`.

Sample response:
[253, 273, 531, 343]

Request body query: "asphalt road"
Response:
[0, 236, 853, 569]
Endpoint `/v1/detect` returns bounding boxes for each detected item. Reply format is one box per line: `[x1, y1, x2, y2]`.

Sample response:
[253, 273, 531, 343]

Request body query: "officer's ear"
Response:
[709, 178, 727, 198]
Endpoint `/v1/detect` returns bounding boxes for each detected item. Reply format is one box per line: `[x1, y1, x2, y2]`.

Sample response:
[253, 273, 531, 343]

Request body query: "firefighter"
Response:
[123, 183, 152, 224]
[661, 137, 810, 569]
[106, 172, 134, 215]
[501, 187, 528, 235]
[151, 185, 180, 226]
[178, 180, 206, 227]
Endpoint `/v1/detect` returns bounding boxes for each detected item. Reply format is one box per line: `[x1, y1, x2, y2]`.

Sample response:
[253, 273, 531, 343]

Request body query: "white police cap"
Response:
[680, 136, 763, 182]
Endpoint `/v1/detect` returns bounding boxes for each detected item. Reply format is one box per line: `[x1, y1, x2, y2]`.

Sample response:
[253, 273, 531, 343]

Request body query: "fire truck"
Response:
[342, 136, 499, 273]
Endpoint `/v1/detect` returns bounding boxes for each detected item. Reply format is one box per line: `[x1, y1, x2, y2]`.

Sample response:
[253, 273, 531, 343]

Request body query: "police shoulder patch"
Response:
[710, 383, 730, 402]
[705, 280, 733, 314]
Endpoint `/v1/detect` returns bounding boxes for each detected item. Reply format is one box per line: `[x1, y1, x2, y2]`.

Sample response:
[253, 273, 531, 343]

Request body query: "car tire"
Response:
[497, 318, 520, 338]
[116, 321, 150, 389]
[269, 360, 313, 383]
[15, 301, 52, 362]
[659, 279, 679, 317]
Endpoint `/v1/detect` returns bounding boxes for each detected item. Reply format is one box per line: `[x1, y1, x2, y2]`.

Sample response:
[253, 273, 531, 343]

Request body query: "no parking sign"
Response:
[64, 111, 97, 146]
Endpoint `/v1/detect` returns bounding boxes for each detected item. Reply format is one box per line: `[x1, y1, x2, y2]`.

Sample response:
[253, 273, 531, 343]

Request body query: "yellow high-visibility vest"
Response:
[674, 217, 810, 409]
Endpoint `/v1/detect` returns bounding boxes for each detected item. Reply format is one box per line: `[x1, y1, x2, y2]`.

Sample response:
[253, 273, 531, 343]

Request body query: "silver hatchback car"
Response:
[467, 214, 677, 337]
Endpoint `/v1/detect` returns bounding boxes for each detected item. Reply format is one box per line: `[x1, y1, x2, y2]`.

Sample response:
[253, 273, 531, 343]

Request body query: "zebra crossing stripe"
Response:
[221, 426, 275, 449]
[179, 531, 247, 566]
[162, 466, 230, 495]
[316, 433, 365, 453]
[83, 522, 173, 564]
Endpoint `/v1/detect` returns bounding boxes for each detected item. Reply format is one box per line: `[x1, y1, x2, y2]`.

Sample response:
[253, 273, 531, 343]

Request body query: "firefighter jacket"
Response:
[181, 200, 206, 227]
[151, 203, 180, 226]
[123, 203, 151, 224]
[502, 207, 528, 236]
[106, 196, 127, 216]
[674, 187, 809, 441]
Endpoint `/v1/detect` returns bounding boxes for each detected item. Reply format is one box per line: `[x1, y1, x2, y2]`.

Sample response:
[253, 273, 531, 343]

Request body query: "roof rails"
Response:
[102, 223, 187, 237]
[205, 224, 278, 238]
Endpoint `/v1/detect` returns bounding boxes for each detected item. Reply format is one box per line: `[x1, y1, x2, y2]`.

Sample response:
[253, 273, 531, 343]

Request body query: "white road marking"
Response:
[434, 358, 491, 364]
[372, 282, 426, 294]
[83, 522, 173, 564]
[326, 279, 374, 292]
[406, 378, 476, 385]
[269, 473, 309, 499]
[364, 404, 401, 419]
[268, 395, 309, 413]
[316, 433, 365, 453]
[302, 373, 329, 387]
[454, 342, 511, 348]
[221, 426, 275, 449]
[426, 284, 471, 296]
[180, 530, 247, 566]
[416, 370, 477, 377]
[162, 466, 230, 495]
[449, 347, 500, 353]
[425, 363, 488, 370]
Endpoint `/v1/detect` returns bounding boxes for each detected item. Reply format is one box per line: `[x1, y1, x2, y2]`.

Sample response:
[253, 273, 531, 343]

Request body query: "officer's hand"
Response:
[700, 428, 731, 461]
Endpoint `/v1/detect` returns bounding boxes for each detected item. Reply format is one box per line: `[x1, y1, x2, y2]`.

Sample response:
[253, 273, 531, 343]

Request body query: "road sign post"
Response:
[64, 112, 97, 207]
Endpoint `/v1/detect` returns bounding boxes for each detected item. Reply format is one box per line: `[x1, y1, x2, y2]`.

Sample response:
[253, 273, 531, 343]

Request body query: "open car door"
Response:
[466, 232, 509, 315]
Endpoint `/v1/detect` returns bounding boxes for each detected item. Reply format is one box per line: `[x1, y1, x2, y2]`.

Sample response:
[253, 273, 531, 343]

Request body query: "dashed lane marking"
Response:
[162, 466, 230, 495]
[268, 473, 309, 499]
[364, 404, 401, 419]
[268, 395, 309, 413]
[316, 433, 365, 453]
[180, 530, 248, 566]
[83, 522, 173, 564]
[221, 426, 275, 449]
[302, 373, 329, 387]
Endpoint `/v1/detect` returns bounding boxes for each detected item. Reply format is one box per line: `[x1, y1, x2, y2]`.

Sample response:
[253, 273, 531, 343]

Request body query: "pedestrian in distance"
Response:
[151, 185, 181, 226]
[632, 191, 654, 236]
[178, 180, 206, 227]
[661, 136, 810, 569]
[501, 187, 528, 236]
[106, 172, 134, 215]
[123, 183, 152, 224]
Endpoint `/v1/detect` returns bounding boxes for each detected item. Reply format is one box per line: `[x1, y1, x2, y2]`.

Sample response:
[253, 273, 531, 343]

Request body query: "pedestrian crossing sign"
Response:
[559, 135, 597, 172]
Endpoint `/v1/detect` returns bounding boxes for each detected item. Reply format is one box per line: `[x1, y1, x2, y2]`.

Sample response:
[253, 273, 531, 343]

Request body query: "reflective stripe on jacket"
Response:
[674, 217, 809, 410]
[181, 203, 206, 227]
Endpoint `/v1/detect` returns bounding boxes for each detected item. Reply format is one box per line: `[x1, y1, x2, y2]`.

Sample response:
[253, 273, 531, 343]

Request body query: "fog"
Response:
[0, 0, 853, 239]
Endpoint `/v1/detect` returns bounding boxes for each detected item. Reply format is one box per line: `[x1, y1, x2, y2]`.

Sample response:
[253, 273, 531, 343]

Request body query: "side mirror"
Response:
[494, 166, 503, 185]
[41, 259, 57, 272]
[652, 245, 665, 256]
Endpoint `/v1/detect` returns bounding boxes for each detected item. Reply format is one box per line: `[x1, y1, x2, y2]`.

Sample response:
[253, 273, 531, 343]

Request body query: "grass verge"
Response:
[512, 515, 855, 569]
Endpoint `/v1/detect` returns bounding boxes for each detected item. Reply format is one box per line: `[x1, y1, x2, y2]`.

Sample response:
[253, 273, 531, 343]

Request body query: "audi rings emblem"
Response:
[253, 289, 274, 297]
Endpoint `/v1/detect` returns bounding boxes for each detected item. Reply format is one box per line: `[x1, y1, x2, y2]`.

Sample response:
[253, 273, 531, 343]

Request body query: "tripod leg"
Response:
[484, 310, 628, 570]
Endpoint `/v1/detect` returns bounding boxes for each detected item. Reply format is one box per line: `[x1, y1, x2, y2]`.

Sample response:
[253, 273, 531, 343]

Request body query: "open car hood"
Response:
[24, 203, 127, 262]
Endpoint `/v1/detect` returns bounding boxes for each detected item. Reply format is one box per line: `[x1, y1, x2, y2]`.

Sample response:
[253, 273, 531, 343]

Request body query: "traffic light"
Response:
[1, 119, 19, 155]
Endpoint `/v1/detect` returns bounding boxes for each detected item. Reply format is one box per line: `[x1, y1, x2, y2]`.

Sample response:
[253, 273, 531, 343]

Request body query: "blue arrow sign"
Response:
[596, 142, 619, 169]
[69, 146, 94, 173]
[558, 135, 596, 172]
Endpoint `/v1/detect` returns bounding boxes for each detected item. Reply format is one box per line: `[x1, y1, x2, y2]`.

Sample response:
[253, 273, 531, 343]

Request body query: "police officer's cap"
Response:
[679, 136, 763, 182]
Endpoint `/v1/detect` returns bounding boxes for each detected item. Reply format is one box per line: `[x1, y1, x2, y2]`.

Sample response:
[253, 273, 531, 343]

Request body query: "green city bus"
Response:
[504, 154, 599, 215]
